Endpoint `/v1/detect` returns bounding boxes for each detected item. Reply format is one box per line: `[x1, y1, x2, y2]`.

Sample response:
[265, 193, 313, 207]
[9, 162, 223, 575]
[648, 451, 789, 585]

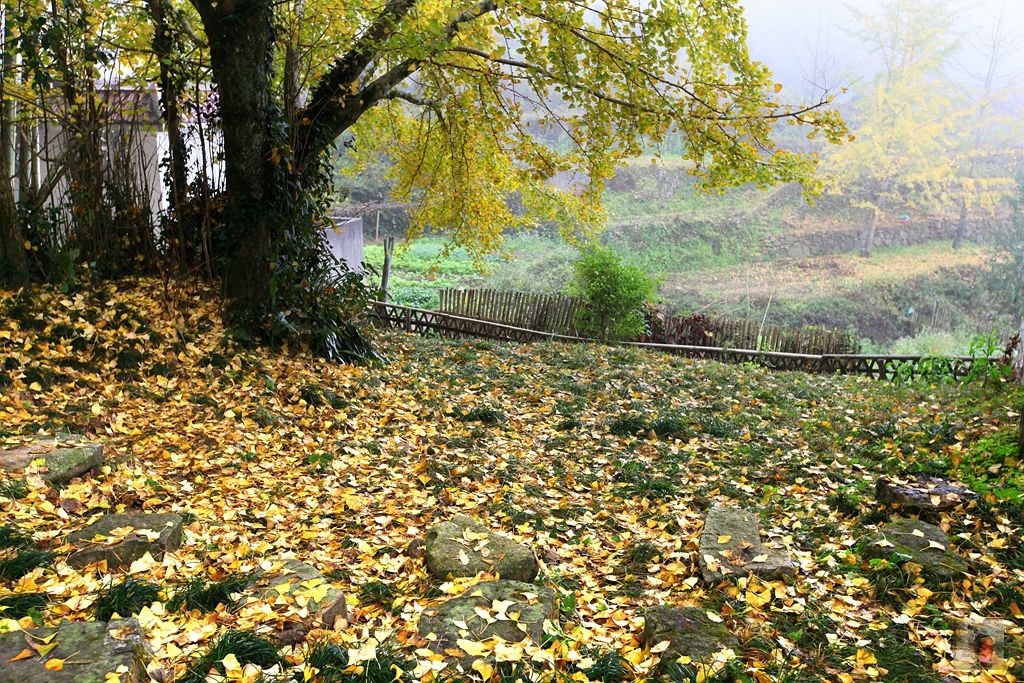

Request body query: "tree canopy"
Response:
[1, 0, 847, 346]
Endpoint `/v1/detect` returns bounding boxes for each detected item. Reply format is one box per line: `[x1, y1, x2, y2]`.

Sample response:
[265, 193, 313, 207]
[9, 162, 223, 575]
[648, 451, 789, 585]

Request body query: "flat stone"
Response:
[861, 518, 967, 585]
[244, 559, 347, 629]
[642, 606, 739, 671]
[0, 436, 103, 486]
[67, 513, 184, 570]
[875, 476, 976, 512]
[698, 505, 792, 582]
[0, 618, 146, 682]
[425, 515, 538, 582]
[417, 580, 556, 668]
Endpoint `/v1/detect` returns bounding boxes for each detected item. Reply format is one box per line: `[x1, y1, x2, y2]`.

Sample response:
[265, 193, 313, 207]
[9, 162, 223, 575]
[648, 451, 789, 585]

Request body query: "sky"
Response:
[740, 0, 1024, 100]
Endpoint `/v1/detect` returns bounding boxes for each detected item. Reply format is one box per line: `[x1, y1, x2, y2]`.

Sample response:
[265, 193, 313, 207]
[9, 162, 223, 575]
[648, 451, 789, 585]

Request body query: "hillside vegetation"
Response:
[0, 280, 1021, 681]
[361, 169, 1012, 352]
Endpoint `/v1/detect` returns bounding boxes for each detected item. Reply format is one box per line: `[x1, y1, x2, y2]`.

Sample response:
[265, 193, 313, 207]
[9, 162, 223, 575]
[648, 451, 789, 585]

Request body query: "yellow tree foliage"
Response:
[282, 0, 847, 258]
[823, 0, 959, 237]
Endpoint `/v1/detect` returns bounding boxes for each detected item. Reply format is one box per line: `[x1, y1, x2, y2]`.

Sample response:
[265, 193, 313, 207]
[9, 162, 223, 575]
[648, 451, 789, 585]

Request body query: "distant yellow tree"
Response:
[823, 0, 958, 257]
[950, 3, 1023, 249]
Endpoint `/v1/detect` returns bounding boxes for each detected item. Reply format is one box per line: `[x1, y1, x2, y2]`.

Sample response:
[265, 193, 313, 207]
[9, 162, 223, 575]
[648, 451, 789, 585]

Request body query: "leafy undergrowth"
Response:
[0, 278, 1021, 682]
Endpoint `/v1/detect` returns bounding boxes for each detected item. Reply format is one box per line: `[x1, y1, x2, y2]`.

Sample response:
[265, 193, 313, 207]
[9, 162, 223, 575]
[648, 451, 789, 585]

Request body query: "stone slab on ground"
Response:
[875, 476, 976, 512]
[417, 580, 556, 668]
[642, 606, 739, 672]
[0, 436, 103, 486]
[67, 513, 184, 570]
[425, 515, 538, 582]
[243, 558, 347, 628]
[698, 505, 792, 582]
[0, 618, 146, 682]
[861, 518, 967, 585]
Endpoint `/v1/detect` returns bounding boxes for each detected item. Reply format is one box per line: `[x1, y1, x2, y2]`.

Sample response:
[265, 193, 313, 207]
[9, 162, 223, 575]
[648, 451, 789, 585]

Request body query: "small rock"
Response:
[425, 515, 538, 582]
[405, 537, 425, 559]
[861, 518, 967, 585]
[642, 606, 739, 671]
[698, 505, 792, 582]
[244, 559, 347, 629]
[0, 618, 146, 682]
[875, 476, 976, 512]
[272, 622, 310, 647]
[0, 436, 103, 486]
[67, 513, 184, 570]
[417, 580, 556, 668]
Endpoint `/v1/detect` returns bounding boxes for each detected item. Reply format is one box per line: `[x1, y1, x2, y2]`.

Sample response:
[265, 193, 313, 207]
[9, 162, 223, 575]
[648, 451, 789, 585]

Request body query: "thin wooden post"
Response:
[379, 236, 395, 301]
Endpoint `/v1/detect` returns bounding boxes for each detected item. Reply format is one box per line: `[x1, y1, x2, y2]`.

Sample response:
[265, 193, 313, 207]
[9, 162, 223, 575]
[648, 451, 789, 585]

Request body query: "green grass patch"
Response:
[94, 578, 162, 621]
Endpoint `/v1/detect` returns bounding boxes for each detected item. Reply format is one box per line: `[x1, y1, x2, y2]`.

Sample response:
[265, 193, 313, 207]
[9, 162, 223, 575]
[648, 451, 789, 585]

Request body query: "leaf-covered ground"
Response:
[0, 279, 1021, 682]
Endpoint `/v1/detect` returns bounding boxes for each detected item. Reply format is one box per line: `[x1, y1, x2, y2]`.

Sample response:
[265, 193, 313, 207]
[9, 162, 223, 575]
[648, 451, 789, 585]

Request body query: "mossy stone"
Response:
[861, 518, 967, 585]
[0, 618, 146, 682]
[0, 436, 103, 486]
[417, 580, 556, 667]
[642, 606, 739, 670]
[67, 513, 184, 570]
[424, 515, 538, 582]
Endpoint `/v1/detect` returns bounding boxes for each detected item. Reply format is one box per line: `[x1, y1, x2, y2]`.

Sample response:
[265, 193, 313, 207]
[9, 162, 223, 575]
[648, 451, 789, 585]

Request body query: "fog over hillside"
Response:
[743, 0, 1024, 101]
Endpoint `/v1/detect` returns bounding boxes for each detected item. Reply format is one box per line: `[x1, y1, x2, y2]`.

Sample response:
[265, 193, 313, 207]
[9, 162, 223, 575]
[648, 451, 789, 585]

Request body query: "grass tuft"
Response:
[168, 574, 248, 613]
[358, 580, 400, 607]
[650, 415, 689, 439]
[0, 592, 48, 619]
[577, 646, 631, 683]
[0, 526, 30, 550]
[94, 578, 162, 621]
[0, 551, 54, 582]
[607, 414, 648, 436]
[0, 478, 29, 501]
[458, 406, 506, 425]
[180, 630, 285, 683]
[303, 639, 414, 683]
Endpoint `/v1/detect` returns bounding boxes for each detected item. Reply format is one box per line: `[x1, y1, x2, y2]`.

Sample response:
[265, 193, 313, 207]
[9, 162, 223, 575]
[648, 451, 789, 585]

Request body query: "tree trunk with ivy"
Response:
[192, 0, 276, 321]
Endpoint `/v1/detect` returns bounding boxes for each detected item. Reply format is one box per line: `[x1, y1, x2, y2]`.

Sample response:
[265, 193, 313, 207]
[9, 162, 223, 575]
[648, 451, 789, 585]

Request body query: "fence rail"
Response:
[372, 301, 995, 381]
[437, 288, 859, 355]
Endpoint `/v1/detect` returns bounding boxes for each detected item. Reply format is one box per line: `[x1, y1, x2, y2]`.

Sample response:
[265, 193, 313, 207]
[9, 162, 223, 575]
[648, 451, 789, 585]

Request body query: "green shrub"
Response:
[569, 245, 656, 341]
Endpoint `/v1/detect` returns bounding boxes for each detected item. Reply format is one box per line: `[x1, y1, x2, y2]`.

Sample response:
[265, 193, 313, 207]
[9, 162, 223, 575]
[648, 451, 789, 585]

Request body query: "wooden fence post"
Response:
[379, 236, 394, 301]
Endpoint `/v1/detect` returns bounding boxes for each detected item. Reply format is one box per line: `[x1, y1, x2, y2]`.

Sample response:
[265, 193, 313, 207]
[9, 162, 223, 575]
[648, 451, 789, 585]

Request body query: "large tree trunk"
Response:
[201, 2, 277, 320]
[860, 207, 878, 257]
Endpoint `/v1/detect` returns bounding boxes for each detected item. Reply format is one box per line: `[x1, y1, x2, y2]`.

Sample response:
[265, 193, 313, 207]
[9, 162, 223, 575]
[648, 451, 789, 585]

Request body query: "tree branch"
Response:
[384, 89, 439, 109]
[295, 0, 497, 166]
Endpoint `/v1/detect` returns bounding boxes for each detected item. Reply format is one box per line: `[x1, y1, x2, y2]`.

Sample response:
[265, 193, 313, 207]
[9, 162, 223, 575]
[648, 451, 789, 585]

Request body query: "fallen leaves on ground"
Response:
[0, 278, 1021, 681]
